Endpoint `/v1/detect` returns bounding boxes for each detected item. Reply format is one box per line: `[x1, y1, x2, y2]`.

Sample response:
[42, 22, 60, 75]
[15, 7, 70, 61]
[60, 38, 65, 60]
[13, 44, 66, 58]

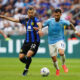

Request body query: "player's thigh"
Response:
[19, 42, 30, 58]
[27, 42, 40, 57]
[26, 50, 34, 57]
[58, 49, 64, 56]
[48, 44, 57, 57]
[56, 40, 65, 55]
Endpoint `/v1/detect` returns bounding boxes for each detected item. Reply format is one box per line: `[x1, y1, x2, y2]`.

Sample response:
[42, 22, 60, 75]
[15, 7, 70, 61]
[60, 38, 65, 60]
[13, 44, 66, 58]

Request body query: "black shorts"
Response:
[20, 41, 40, 56]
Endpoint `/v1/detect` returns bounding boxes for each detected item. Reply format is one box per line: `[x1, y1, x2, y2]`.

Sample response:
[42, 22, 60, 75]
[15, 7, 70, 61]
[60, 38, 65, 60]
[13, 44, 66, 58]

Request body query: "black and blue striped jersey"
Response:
[19, 17, 40, 43]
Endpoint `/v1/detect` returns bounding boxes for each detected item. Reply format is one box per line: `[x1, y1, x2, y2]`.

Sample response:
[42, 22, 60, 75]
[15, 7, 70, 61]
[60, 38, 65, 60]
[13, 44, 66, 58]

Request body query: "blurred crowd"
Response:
[0, 0, 80, 35]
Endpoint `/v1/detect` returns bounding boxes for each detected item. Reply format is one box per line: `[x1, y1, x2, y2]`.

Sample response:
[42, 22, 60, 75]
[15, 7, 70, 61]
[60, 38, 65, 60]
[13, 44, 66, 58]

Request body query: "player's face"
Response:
[27, 10, 35, 18]
[54, 12, 62, 21]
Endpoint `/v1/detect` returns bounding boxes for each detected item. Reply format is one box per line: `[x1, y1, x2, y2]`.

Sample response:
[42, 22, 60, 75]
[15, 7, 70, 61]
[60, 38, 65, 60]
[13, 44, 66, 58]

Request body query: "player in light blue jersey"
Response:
[34, 9, 80, 76]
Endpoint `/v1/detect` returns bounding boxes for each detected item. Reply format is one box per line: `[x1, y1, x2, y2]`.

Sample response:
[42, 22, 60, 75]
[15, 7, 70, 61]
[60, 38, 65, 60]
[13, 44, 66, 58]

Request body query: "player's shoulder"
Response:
[60, 18, 70, 23]
[25, 18, 29, 21]
[20, 17, 29, 21]
[34, 17, 38, 19]
[34, 17, 39, 20]
[47, 18, 55, 21]
[60, 18, 69, 22]
[60, 18, 71, 25]
[49, 18, 55, 20]
[32, 17, 39, 21]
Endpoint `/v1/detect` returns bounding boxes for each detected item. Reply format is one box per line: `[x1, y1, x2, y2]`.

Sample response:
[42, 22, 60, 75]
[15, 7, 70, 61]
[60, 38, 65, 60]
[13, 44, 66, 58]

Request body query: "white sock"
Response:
[53, 61, 59, 70]
[60, 54, 65, 65]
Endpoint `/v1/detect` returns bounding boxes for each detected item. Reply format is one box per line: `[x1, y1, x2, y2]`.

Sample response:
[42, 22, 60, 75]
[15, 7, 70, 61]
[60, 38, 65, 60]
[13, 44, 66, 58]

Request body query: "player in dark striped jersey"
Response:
[0, 7, 42, 76]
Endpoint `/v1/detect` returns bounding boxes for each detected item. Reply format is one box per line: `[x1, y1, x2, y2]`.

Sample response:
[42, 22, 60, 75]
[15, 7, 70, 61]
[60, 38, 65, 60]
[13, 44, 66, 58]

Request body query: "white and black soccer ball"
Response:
[40, 67, 50, 76]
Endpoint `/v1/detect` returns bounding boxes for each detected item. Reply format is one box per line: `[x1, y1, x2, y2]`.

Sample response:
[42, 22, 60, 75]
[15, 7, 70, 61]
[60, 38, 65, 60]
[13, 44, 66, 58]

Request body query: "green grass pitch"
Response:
[0, 58, 80, 80]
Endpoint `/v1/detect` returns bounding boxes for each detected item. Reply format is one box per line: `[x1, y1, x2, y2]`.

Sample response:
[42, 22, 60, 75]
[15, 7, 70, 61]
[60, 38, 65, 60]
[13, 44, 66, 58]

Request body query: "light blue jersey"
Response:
[43, 18, 70, 44]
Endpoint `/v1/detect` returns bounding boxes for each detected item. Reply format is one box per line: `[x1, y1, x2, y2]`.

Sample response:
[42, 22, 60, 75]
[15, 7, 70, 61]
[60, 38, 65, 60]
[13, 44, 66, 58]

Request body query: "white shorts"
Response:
[49, 40, 66, 57]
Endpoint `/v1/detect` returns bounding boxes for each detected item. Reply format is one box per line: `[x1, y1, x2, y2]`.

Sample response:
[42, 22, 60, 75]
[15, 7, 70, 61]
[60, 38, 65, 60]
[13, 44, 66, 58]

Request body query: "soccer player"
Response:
[0, 30, 9, 40]
[0, 7, 42, 76]
[34, 9, 80, 76]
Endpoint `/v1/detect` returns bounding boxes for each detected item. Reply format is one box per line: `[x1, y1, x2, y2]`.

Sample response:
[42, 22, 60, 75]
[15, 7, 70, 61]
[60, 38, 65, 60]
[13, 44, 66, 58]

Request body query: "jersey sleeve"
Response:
[42, 26, 48, 35]
[43, 19, 50, 27]
[63, 20, 70, 26]
[35, 17, 40, 23]
[19, 18, 26, 25]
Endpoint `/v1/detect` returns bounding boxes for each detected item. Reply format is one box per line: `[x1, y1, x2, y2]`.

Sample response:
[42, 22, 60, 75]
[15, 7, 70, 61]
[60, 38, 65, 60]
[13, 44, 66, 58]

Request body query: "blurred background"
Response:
[0, 0, 80, 58]
[0, 0, 80, 80]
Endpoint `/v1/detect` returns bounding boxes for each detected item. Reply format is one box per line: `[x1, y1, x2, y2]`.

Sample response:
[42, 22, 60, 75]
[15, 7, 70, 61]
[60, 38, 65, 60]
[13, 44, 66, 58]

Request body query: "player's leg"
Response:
[58, 49, 68, 73]
[58, 49, 65, 65]
[19, 53, 26, 63]
[19, 52, 31, 76]
[57, 40, 68, 73]
[23, 42, 40, 76]
[51, 56, 60, 76]
[19, 42, 30, 64]
[49, 44, 60, 76]
[25, 42, 40, 69]
[22, 55, 32, 76]
[19, 51, 32, 66]
[19, 42, 32, 76]
[22, 50, 33, 76]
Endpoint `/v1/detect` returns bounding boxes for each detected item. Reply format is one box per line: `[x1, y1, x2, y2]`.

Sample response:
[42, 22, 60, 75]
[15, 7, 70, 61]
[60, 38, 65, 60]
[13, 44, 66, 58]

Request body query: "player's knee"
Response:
[59, 49, 64, 55]
[52, 56, 57, 62]
[19, 53, 25, 59]
[59, 50, 64, 56]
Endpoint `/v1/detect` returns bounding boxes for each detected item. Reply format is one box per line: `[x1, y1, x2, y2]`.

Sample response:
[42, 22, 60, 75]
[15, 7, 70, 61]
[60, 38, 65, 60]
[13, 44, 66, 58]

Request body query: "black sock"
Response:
[20, 57, 32, 70]
[20, 56, 27, 64]
[25, 57, 32, 70]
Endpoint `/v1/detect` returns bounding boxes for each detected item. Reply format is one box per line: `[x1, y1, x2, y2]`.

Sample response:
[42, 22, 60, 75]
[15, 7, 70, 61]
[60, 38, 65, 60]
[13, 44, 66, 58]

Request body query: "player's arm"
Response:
[70, 23, 80, 37]
[0, 30, 11, 40]
[37, 22, 42, 30]
[42, 26, 48, 35]
[33, 26, 48, 37]
[70, 23, 76, 31]
[36, 21, 43, 37]
[0, 30, 7, 38]
[0, 15, 19, 23]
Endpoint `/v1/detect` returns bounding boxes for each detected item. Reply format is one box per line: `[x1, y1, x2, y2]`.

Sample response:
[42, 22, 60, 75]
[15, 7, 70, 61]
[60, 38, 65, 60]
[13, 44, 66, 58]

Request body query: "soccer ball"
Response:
[40, 67, 50, 76]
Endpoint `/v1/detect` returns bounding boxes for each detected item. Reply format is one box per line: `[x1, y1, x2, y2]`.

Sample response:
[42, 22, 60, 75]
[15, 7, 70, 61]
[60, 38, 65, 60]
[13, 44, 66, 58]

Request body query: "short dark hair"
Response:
[28, 7, 34, 11]
[54, 9, 62, 13]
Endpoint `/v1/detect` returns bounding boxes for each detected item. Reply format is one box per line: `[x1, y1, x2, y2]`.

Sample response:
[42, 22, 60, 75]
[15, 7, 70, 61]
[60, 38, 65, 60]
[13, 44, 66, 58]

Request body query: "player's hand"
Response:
[5, 37, 11, 41]
[33, 27, 39, 31]
[33, 27, 44, 37]
[75, 31, 80, 37]
[38, 30, 44, 37]
[76, 33, 80, 37]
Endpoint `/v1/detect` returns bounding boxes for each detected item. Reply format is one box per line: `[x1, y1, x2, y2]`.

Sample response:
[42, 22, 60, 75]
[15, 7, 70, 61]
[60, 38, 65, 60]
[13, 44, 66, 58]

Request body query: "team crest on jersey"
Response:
[64, 25, 66, 29]
[31, 22, 34, 26]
